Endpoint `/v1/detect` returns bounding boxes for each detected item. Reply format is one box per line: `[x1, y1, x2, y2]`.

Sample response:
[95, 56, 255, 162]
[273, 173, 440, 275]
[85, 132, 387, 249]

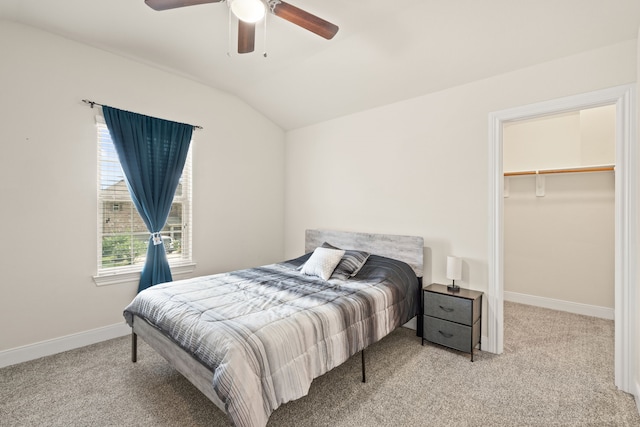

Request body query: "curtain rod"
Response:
[504, 165, 614, 177]
[82, 99, 203, 130]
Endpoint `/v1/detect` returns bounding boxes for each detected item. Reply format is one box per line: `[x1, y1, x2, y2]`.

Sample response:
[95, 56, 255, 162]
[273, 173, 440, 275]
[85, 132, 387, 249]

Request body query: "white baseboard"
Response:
[0, 322, 131, 369]
[1, 294, 615, 368]
[504, 291, 614, 320]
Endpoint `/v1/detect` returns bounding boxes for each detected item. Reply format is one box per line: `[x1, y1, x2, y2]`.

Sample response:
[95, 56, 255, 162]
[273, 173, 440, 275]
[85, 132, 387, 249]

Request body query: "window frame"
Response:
[93, 117, 195, 286]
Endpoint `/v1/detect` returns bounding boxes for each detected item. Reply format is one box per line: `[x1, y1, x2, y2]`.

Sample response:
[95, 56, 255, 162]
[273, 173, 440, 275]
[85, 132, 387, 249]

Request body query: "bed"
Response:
[123, 229, 424, 427]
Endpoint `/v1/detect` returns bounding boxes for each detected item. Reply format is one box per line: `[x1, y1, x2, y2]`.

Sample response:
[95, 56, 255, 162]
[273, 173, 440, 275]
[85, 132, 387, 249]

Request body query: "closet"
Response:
[503, 105, 616, 317]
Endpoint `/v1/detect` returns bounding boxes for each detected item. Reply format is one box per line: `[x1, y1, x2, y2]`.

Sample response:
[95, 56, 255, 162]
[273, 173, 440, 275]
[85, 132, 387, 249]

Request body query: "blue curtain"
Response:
[103, 106, 193, 292]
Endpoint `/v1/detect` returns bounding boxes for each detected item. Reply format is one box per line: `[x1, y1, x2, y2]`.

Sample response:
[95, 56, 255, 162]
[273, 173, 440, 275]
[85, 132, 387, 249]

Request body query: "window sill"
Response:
[93, 262, 197, 287]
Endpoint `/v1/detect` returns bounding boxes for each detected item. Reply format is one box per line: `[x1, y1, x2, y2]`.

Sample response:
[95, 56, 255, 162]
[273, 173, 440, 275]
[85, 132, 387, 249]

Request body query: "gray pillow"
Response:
[321, 242, 370, 280]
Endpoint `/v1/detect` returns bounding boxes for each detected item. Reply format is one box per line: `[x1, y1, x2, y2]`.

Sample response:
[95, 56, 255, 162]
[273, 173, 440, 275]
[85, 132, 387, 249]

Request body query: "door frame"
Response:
[487, 84, 637, 392]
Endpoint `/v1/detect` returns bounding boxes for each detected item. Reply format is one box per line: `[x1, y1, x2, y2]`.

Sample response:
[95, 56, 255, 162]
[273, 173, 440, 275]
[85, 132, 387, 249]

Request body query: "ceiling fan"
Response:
[144, 0, 339, 54]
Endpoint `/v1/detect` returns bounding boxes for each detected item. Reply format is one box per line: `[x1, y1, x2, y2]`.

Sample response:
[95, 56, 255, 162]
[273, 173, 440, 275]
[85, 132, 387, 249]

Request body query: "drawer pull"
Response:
[438, 305, 454, 313]
[438, 330, 453, 339]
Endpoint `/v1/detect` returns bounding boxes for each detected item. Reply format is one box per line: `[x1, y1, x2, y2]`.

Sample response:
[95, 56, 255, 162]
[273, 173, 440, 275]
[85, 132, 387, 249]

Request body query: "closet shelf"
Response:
[504, 164, 614, 177]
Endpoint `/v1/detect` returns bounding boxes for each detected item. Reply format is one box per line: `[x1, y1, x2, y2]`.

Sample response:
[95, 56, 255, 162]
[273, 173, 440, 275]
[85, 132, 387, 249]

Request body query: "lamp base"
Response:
[447, 284, 460, 292]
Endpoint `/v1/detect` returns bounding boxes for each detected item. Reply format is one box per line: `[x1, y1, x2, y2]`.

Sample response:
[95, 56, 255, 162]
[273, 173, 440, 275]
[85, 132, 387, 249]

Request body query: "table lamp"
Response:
[447, 256, 462, 292]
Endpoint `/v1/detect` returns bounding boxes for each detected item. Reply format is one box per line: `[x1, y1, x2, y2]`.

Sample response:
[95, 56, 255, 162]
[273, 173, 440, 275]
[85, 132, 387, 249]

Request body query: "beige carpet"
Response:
[1, 302, 639, 426]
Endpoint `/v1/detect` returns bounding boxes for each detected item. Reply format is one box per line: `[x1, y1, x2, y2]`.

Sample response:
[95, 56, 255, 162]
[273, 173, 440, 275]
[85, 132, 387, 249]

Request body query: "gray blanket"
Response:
[123, 254, 419, 427]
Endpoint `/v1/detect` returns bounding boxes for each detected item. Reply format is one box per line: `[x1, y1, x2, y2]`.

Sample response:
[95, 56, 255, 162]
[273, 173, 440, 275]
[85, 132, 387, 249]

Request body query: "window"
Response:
[95, 120, 193, 281]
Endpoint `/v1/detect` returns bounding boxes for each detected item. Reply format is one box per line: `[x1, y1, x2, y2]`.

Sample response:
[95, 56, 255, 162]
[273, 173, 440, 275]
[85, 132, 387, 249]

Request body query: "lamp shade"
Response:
[230, 0, 266, 23]
[446, 256, 462, 281]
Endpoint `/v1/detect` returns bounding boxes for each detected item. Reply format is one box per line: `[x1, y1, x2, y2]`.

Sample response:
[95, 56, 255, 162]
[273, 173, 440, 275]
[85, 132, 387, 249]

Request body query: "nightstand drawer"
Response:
[424, 292, 473, 325]
[423, 316, 473, 353]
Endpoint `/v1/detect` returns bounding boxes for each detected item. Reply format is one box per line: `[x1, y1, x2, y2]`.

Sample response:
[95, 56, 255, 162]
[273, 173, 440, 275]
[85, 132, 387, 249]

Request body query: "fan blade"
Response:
[271, 1, 339, 40]
[238, 21, 256, 54]
[144, 0, 221, 11]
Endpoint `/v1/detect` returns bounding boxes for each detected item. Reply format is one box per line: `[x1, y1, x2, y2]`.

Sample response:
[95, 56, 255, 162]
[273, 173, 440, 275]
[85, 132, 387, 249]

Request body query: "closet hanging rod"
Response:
[504, 165, 614, 177]
[82, 99, 203, 130]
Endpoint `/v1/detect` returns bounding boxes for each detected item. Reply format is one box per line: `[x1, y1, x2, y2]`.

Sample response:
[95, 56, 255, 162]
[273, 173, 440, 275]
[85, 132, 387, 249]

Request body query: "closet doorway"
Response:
[503, 105, 615, 318]
[487, 85, 637, 393]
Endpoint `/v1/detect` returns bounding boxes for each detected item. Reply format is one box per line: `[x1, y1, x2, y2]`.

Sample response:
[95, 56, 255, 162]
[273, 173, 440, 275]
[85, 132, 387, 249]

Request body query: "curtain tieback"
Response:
[151, 232, 163, 246]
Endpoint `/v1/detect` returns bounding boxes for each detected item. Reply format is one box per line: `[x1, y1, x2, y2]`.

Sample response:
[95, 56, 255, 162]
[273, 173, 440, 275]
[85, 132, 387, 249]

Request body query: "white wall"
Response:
[504, 112, 582, 171]
[284, 39, 637, 335]
[503, 105, 616, 172]
[581, 106, 617, 166]
[504, 172, 614, 308]
[0, 21, 285, 353]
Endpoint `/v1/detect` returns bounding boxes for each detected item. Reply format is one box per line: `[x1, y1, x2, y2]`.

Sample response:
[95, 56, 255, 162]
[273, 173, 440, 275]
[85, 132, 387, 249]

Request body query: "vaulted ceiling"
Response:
[1, 0, 639, 130]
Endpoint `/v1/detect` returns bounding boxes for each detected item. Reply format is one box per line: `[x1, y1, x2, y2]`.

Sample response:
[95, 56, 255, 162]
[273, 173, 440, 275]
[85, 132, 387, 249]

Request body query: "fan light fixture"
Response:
[144, 0, 339, 55]
[230, 0, 266, 23]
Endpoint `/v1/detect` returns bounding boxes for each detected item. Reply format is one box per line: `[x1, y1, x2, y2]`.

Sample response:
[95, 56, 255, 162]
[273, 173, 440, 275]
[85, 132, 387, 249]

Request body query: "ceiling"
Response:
[1, 0, 639, 130]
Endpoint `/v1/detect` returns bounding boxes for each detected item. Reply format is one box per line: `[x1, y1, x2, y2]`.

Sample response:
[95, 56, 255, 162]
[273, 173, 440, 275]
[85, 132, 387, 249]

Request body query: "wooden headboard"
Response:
[305, 229, 424, 278]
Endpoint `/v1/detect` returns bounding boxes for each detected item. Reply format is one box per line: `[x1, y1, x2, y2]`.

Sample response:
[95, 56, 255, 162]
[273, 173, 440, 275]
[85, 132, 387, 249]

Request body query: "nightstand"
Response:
[422, 283, 483, 361]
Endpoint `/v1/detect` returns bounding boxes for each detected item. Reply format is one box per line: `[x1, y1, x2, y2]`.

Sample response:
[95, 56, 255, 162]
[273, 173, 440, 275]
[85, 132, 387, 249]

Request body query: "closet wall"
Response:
[503, 106, 616, 312]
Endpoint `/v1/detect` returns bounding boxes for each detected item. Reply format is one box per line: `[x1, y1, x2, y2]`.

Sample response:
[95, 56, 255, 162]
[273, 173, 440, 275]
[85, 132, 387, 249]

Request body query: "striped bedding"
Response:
[123, 254, 419, 427]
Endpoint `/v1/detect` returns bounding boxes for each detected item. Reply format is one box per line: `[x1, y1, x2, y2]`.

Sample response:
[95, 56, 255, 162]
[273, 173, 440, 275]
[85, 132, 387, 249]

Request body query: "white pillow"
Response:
[300, 247, 346, 281]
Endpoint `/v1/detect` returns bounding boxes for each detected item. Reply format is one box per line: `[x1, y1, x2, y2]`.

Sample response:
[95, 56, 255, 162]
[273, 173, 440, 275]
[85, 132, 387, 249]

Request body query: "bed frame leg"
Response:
[132, 332, 137, 363]
[361, 349, 366, 383]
